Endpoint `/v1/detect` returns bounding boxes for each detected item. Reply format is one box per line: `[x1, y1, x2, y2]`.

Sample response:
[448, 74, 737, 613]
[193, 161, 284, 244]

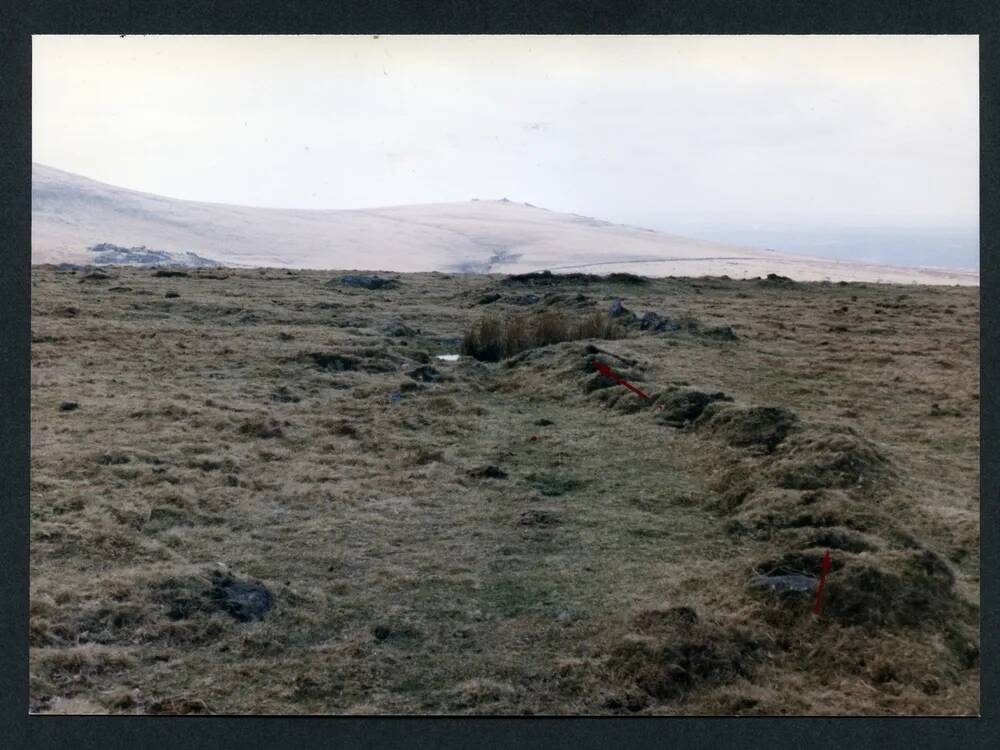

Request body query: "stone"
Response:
[748, 573, 818, 594]
[639, 311, 682, 332]
[609, 299, 632, 318]
[210, 576, 273, 622]
[383, 320, 417, 337]
[469, 465, 507, 479]
[79, 269, 114, 282]
[703, 325, 738, 341]
[407, 365, 442, 382]
[339, 275, 399, 290]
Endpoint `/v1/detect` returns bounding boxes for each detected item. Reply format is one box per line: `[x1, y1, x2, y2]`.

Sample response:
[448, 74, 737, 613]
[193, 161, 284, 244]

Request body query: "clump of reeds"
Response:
[461, 311, 624, 361]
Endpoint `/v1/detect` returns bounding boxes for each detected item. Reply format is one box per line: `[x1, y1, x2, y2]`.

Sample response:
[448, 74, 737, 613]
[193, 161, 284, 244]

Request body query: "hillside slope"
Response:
[31, 164, 977, 284]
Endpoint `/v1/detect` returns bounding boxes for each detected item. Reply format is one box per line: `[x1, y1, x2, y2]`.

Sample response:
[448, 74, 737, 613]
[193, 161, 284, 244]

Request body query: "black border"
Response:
[2, 1, 997, 748]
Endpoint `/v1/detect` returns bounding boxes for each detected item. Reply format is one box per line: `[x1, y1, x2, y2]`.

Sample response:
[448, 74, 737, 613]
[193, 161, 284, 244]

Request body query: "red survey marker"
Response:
[813, 550, 832, 616]
[591, 360, 659, 405]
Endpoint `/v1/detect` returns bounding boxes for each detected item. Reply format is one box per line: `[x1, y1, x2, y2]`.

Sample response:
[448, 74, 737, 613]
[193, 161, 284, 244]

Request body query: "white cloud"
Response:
[33, 34, 978, 230]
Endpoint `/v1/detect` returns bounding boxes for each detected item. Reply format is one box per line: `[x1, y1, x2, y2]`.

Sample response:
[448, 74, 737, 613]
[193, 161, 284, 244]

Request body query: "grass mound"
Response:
[461, 311, 625, 362]
[780, 526, 880, 554]
[644, 380, 968, 641]
[727, 487, 889, 534]
[597, 386, 662, 413]
[501, 270, 648, 286]
[767, 426, 892, 491]
[606, 272, 649, 285]
[757, 273, 798, 289]
[696, 403, 800, 453]
[606, 607, 762, 703]
[822, 549, 957, 629]
[654, 388, 733, 427]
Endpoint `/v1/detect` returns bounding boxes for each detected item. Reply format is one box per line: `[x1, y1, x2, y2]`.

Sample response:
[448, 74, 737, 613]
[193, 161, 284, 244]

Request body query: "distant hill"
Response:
[31, 163, 978, 285]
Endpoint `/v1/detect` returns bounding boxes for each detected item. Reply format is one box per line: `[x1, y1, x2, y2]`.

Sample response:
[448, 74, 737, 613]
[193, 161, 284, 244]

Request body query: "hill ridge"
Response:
[31, 163, 978, 285]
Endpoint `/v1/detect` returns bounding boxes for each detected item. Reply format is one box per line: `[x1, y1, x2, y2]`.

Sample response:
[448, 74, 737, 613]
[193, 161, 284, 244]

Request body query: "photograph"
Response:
[28, 34, 980, 716]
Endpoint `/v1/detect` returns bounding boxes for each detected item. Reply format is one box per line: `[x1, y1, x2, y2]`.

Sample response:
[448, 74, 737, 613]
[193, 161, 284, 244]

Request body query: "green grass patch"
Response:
[479, 576, 555, 618]
[532, 477, 584, 497]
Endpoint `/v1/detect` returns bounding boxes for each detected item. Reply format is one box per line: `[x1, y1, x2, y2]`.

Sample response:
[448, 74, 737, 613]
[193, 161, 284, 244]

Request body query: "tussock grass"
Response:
[461, 311, 625, 361]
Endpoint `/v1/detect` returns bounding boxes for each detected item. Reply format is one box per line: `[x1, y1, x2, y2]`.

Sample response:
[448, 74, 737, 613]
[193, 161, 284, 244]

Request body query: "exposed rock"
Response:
[383, 320, 417, 337]
[407, 365, 442, 382]
[608, 299, 633, 318]
[513, 294, 540, 306]
[210, 575, 273, 622]
[476, 292, 502, 305]
[79, 269, 114, 282]
[469, 465, 507, 479]
[638, 312, 680, 332]
[339, 275, 399, 290]
[87, 243, 221, 268]
[747, 573, 818, 594]
[59, 401, 79, 412]
[542, 292, 593, 309]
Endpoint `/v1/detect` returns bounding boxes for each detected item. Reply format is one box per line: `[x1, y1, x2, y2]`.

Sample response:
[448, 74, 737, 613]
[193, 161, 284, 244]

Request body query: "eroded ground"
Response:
[29, 266, 980, 715]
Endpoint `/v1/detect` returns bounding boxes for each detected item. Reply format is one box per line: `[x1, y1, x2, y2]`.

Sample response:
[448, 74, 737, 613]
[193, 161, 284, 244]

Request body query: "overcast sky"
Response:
[33, 35, 978, 234]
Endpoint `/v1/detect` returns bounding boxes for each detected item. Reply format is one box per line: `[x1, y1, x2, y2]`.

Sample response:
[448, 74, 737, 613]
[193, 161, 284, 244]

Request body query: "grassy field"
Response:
[29, 266, 979, 715]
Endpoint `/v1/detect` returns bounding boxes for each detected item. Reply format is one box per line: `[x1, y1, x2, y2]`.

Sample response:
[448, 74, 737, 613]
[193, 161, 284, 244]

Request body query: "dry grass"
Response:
[28, 266, 979, 715]
[462, 310, 623, 361]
